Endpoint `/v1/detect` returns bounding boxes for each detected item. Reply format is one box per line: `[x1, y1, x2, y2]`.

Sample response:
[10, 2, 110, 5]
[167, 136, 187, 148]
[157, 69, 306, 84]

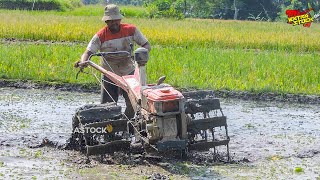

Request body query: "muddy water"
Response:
[0, 87, 319, 179]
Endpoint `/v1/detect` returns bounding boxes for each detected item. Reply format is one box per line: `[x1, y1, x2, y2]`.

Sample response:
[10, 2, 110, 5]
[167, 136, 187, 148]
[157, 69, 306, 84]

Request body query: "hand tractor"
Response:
[72, 48, 230, 160]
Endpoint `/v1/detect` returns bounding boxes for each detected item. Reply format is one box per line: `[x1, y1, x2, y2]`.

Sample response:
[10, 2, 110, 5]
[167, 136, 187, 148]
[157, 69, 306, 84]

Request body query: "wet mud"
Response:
[1, 79, 320, 104]
[0, 87, 319, 179]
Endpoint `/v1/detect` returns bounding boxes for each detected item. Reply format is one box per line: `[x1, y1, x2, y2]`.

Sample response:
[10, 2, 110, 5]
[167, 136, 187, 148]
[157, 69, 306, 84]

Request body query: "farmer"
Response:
[76, 4, 151, 118]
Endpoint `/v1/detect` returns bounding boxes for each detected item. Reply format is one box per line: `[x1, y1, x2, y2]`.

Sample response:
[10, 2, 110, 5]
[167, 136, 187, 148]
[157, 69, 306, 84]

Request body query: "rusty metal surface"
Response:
[76, 103, 122, 124]
[187, 116, 227, 132]
[188, 139, 230, 151]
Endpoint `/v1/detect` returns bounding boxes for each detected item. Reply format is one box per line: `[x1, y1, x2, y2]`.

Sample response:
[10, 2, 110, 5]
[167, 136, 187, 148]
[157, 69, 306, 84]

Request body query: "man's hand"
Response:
[74, 50, 93, 68]
[74, 60, 88, 68]
[74, 60, 80, 68]
[142, 42, 151, 52]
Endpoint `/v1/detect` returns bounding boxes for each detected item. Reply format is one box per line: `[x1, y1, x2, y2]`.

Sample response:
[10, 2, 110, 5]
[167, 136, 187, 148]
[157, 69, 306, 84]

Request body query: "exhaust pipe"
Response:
[134, 48, 149, 86]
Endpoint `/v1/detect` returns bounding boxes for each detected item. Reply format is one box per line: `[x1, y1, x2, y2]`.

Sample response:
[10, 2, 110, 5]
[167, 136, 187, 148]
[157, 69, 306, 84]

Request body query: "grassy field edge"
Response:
[1, 43, 319, 95]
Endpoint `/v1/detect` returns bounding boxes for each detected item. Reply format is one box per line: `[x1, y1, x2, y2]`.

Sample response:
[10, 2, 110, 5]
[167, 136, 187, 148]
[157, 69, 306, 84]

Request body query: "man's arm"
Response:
[75, 33, 101, 68]
[81, 50, 93, 62]
[74, 50, 93, 68]
[142, 42, 151, 52]
[133, 27, 151, 52]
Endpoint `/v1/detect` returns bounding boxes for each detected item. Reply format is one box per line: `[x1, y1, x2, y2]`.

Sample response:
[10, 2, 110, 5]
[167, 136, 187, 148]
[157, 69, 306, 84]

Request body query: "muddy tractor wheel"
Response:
[183, 90, 230, 161]
[70, 115, 85, 152]
[71, 103, 130, 155]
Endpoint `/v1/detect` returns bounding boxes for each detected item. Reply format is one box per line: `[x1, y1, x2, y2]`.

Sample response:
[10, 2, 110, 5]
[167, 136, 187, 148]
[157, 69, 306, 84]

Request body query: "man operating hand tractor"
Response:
[76, 4, 151, 119]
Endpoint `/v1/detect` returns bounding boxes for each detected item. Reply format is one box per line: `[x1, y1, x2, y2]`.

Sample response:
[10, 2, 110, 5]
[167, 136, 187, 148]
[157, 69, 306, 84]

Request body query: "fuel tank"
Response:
[141, 84, 184, 116]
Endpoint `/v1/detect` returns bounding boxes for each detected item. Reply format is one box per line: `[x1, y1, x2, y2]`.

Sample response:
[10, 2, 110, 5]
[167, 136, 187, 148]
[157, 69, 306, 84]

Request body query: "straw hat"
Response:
[102, 4, 124, 21]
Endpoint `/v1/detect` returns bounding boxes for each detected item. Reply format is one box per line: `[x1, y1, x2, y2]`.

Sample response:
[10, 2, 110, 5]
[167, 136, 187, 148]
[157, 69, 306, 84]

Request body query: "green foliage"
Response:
[1, 9, 320, 95]
[0, 43, 91, 84]
[187, 0, 213, 18]
[2, 0, 317, 20]
[276, 0, 304, 22]
[295, 167, 304, 173]
[121, 6, 147, 18]
[145, 3, 158, 18]
[34, 150, 42, 158]
[143, 0, 280, 20]
[2, 10, 320, 52]
[237, 0, 279, 21]
[172, 0, 185, 14]
[0, 0, 82, 11]
[1, 43, 319, 95]
[142, 0, 320, 21]
[145, 0, 184, 19]
[51, 4, 146, 17]
[57, 0, 83, 11]
[56, 4, 104, 16]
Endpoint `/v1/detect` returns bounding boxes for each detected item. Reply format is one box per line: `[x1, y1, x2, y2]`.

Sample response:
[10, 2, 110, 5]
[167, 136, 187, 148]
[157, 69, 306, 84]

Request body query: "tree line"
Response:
[97, 0, 320, 21]
[1, 0, 318, 21]
[0, 0, 82, 11]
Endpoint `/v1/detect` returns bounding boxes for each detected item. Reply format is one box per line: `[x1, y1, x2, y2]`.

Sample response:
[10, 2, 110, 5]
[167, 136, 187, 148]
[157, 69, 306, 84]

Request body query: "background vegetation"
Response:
[95, 0, 320, 21]
[1, 42, 319, 95]
[0, 4, 319, 95]
[1, 9, 320, 51]
[0, 0, 82, 11]
[1, 0, 319, 20]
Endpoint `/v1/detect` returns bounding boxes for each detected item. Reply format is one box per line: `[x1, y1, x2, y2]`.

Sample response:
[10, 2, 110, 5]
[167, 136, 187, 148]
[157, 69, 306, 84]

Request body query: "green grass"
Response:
[149, 47, 320, 94]
[33, 4, 146, 17]
[55, 4, 104, 16]
[0, 43, 91, 83]
[1, 9, 320, 52]
[120, 6, 147, 18]
[0, 43, 319, 95]
[0, 6, 320, 95]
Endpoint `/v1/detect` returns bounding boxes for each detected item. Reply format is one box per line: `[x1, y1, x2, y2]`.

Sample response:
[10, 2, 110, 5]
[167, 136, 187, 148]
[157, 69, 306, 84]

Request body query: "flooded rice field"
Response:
[0, 87, 319, 179]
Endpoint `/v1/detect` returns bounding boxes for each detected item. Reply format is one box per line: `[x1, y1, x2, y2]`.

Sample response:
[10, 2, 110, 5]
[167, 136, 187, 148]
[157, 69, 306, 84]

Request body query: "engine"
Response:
[140, 85, 184, 144]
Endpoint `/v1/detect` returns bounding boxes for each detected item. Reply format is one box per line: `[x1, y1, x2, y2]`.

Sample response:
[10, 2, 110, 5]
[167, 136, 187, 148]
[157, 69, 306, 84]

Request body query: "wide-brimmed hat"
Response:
[102, 4, 123, 21]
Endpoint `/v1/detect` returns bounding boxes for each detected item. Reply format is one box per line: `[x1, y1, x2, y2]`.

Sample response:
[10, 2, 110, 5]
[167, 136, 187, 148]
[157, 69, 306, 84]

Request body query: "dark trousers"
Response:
[101, 74, 135, 119]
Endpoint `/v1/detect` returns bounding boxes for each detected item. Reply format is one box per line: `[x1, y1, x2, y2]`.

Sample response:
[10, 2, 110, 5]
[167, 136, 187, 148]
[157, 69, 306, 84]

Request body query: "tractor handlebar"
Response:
[76, 50, 132, 68]
[76, 42, 133, 69]
[75, 43, 134, 79]
[75, 50, 132, 79]
[92, 51, 131, 57]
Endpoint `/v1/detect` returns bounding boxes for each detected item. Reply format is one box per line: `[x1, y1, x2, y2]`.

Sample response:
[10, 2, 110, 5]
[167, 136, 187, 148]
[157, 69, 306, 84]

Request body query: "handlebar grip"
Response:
[77, 61, 90, 69]
[93, 52, 111, 56]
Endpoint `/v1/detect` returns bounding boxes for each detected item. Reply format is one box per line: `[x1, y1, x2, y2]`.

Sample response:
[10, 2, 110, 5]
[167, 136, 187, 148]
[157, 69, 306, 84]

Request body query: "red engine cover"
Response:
[142, 86, 183, 101]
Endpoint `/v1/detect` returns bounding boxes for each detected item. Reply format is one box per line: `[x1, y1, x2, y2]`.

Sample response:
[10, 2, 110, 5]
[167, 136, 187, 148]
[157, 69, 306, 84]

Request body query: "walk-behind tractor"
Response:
[72, 48, 230, 160]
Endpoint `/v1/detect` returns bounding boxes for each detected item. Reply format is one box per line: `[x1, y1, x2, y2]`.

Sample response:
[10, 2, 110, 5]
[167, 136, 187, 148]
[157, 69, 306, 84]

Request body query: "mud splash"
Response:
[0, 87, 320, 179]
